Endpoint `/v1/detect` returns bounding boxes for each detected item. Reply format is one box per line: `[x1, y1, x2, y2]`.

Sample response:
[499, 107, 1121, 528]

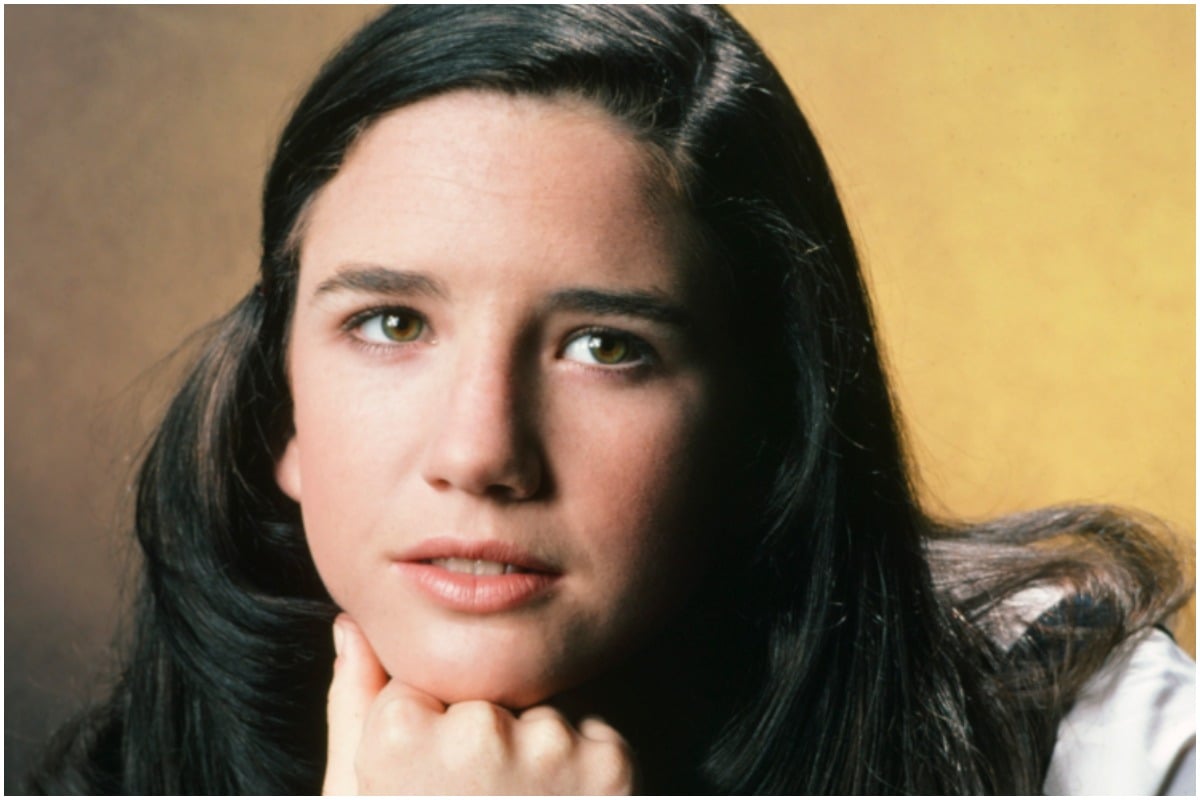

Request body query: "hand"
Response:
[322, 615, 636, 795]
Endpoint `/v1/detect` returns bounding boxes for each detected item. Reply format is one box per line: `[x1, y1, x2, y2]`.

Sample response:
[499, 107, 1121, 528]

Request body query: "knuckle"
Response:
[589, 741, 636, 794]
[527, 716, 575, 760]
[372, 696, 421, 748]
[444, 701, 509, 761]
[450, 700, 507, 730]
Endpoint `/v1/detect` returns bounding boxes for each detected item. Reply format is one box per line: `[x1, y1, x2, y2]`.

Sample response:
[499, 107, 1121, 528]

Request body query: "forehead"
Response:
[296, 89, 701, 298]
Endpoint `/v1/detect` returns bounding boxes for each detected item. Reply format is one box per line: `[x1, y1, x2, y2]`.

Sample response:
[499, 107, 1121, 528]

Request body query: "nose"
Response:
[420, 347, 544, 501]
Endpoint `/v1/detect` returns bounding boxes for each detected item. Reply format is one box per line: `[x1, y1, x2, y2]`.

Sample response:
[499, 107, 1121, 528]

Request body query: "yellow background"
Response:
[732, 5, 1195, 651]
[5, 6, 1194, 787]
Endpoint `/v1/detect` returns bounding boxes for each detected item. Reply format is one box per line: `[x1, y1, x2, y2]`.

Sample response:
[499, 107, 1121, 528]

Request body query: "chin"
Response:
[409, 667, 566, 710]
[431, 681, 553, 710]
[382, 651, 575, 710]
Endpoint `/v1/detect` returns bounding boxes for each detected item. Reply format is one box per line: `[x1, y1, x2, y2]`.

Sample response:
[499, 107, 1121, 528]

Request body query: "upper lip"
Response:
[391, 537, 559, 574]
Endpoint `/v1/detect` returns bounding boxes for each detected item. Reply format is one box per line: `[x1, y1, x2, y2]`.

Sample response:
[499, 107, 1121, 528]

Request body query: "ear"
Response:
[275, 434, 303, 502]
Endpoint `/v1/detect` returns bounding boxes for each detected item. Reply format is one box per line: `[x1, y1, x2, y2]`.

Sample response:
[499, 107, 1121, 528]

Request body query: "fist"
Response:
[322, 615, 636, 795]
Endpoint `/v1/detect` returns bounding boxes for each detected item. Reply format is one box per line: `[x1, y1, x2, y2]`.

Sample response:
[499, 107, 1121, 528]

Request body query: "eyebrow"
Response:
[312, 265, 447, 300]
[547, 288, 692, 329]
[311, 264, 692, 328]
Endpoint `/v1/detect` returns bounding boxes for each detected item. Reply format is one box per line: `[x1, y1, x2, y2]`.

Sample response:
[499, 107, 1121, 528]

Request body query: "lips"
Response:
[391, 538, 560, 613]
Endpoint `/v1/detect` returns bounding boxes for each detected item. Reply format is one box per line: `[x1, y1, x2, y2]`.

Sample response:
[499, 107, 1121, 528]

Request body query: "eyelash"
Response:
[341, 308, 658, 371]
[343, 306, 432, 352]
[559, 326, 657, 371]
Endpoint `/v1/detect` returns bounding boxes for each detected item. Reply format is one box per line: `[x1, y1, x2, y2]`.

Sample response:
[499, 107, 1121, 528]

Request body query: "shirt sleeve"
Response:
[1043, 627, 1196, 795]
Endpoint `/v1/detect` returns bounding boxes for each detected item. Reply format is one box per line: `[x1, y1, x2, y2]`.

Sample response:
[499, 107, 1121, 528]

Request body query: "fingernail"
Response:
[333, 618, 346, 657]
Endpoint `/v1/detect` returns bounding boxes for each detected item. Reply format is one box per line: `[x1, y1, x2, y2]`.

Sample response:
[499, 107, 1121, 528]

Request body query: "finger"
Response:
[373, 676, 448, 716]
[357, 677, 447, 760]
[577, 717, 637, 794]
[577, 715, 627, 745]
[515, 705, 576, 764]
[517, 705, 569, 724]
[440, 697, 515, 734]
[323, 614, 388, 795]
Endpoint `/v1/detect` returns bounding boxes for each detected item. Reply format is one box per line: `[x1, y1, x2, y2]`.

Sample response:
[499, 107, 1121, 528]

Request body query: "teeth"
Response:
[428, 558, 525, 576]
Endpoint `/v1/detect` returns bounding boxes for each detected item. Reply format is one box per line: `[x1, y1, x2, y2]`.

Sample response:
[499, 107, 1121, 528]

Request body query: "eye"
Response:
[353, 309, 427, 344]
[561, 329, 650, 367]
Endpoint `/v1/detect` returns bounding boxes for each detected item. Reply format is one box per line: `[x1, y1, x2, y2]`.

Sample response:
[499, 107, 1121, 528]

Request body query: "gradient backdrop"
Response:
[5, 6, 1194, 788]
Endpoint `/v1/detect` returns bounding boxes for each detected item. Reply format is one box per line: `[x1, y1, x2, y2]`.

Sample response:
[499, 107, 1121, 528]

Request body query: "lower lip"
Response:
[393, 562, 559, 613]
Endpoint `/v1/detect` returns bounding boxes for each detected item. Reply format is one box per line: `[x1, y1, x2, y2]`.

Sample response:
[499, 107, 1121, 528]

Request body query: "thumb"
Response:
[323, 614, 388, 795]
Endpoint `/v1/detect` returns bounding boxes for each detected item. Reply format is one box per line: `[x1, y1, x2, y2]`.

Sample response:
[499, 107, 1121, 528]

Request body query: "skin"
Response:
[275, 90, 727, 793]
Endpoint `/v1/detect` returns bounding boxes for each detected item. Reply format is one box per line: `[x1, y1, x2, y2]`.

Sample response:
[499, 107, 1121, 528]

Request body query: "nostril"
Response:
[426, 476, 454, 492]
[485, 464, 542, 502]
[487, 484, 525, 501]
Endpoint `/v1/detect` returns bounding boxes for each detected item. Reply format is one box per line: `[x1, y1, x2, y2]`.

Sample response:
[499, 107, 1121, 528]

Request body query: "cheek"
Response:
[286, 361, 424, 598]
[555, 382, 720, 587]
[290, 353, 434, 495]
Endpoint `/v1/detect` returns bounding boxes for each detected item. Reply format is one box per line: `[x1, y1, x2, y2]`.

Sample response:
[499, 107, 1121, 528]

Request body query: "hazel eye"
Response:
[561, 330, 646, 366]
[356, 310, 426, 343]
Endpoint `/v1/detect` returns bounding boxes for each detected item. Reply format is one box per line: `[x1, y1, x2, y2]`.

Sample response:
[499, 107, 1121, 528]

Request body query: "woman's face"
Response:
[277, 90, 728, 709]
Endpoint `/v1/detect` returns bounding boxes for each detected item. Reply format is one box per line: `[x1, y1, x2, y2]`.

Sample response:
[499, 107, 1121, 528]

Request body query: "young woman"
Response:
[29, 6, 1193, 794]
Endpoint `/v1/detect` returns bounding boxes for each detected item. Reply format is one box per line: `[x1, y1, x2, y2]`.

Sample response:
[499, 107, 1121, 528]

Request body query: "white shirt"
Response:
[1044, 628, 1196, 795]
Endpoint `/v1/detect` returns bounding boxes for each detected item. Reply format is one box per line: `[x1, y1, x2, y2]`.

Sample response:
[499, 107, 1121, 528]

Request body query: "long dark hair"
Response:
[29, 6, 1189, 794]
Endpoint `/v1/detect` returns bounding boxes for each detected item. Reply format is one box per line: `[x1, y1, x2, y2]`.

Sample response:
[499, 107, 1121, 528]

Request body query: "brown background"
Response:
[5, 6, 1193, 788]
